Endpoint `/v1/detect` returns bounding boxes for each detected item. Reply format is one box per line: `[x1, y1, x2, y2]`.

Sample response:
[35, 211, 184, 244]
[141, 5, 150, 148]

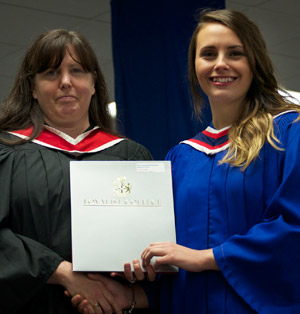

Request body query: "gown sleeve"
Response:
[0, 144, 63, 313]
[213, 114, 300, 314]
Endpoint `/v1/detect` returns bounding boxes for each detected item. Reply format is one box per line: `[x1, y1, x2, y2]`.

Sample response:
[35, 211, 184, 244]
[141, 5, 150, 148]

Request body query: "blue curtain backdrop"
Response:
[111, 0, 225, 159]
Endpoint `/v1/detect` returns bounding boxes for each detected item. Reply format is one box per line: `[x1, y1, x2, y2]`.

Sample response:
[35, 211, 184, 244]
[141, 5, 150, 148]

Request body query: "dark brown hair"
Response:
[0, 29, 114, 142]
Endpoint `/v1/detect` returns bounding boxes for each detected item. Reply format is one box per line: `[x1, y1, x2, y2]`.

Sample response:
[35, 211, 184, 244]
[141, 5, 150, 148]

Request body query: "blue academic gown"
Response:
[153, 111, 300, 314]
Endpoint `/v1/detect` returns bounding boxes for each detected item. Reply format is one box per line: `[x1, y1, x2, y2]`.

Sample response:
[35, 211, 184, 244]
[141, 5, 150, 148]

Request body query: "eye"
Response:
[70, 63, 86, 74]
[45, 69, 57, 77]
[229, 50, 245, 57]
[200, 50, 216, 58]
[71, 67, 83, 74]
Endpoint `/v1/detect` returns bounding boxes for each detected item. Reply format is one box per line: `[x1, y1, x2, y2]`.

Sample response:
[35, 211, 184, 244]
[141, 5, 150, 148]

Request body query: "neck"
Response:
[210, 101, 242, 130]
[44, 121, 90, 139]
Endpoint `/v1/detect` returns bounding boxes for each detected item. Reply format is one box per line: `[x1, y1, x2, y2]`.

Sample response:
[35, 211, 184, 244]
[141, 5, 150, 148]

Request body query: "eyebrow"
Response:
[228, 45, 244, 49]
[200, 45, 244, 49]
[70, 62, 82, 66]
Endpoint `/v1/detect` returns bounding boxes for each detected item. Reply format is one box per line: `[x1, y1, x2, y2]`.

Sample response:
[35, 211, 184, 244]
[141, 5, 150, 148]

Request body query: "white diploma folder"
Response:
[70, 160, 177, 272]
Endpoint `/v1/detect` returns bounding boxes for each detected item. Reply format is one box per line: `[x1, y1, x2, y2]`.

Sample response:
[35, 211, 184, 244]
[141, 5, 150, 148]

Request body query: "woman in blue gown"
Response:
[139, 9, 300, 314]
[72, 9, 300, 314]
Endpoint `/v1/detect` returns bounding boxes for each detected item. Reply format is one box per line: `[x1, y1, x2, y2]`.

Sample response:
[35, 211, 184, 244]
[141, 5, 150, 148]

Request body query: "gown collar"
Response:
[181, 125, 230, 155]
[180, 110, 297, 155]
[9, 125, 124, 154]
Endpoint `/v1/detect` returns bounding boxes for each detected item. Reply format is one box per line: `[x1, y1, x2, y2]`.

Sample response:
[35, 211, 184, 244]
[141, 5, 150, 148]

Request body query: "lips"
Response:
[57, 95, 76, 101]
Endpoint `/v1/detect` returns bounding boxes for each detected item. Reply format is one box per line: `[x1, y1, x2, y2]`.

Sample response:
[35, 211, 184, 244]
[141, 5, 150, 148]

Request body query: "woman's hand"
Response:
[66, 273, 133, 313]
[65, 294, 95, 314]
[48, 261, 122, 314]
[87, 273, 149, 309]
[111, 259, 156, 283]
[141, 241, 219, 272]
[87, 273, 131, 308]
[68, 261, 152, 313]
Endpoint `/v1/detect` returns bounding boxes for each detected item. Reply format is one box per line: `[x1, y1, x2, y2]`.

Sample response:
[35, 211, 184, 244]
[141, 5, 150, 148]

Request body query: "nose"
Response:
[60, 72, 72, 89]
[214, 54, 229, 71]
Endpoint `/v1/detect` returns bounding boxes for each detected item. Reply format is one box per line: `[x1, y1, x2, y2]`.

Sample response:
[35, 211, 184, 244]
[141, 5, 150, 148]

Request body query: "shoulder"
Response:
[0, 131, 16, 142]
[0, 132, 18, 153]
[265, 110, 300, 157]
[166, 140, 200, 163]
[273, 110, 299, 127]
[0, 132, 45, 152]
[273, 110, 300, 141]
[102, 139, 153, 161]
[0, 133, 19, 161]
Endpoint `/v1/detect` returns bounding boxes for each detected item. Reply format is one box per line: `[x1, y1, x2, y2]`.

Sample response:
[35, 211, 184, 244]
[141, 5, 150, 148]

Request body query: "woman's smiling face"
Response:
[195, 22, 253, 109]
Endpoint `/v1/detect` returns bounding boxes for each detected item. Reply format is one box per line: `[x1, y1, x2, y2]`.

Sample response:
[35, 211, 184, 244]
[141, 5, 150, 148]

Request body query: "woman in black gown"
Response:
[0, 29, 152, 314]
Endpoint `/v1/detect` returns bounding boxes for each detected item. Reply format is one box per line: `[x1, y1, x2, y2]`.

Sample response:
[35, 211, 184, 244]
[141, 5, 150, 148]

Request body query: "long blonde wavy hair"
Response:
[188, 9, 300, 170]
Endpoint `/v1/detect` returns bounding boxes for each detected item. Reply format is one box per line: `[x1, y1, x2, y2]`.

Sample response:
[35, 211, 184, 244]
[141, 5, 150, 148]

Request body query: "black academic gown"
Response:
[0, 126, 152, 314]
